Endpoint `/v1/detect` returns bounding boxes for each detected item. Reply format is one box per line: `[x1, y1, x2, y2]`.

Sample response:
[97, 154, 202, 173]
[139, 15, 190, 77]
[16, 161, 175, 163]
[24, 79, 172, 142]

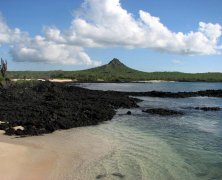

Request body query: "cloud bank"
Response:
[0, 0, 222, 65]
[0, 15, 100, 66]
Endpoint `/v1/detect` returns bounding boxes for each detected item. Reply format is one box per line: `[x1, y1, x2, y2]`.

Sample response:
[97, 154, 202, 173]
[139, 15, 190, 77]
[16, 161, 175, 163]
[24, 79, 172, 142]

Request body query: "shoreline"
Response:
[0, 81, 221, 179]
[0, 136, 56, 180]
[11, 78, 222, 83]
[0, 81, 221, 136]
[11, 78, 74, 83]
[11, 79, 176, 83]
[0, 127, 115, 180]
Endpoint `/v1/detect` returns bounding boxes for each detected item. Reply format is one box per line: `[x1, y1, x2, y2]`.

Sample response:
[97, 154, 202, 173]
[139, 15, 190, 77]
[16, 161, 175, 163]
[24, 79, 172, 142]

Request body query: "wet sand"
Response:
[0, 127, 115, 180]
[0, 141, 55, 180]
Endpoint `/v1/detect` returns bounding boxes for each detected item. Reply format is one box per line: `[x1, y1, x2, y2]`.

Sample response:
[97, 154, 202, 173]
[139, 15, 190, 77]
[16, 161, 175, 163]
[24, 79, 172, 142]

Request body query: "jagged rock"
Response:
[0, 82, 139, 136]
[195, 107, 221, 111]
[0, 81, 221, 137]
[142, 108, 184, 116]
[126, 111, 132, 115]
[124, 90, 222, 98]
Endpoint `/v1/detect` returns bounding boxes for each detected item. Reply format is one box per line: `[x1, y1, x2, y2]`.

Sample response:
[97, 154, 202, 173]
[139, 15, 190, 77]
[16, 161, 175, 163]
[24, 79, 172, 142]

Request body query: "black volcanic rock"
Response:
[194, 107, 221, 111]
[0, 82, 139, 136]
[142, 108, 184, 116]
[126, 111, 132, 115]
[123, 90, 222, 98]
[0, 81, 221, 137]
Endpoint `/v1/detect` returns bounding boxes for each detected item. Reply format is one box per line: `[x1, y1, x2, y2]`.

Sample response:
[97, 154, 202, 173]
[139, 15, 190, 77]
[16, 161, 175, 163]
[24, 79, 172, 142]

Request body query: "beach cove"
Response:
[0, 82, 222, 179]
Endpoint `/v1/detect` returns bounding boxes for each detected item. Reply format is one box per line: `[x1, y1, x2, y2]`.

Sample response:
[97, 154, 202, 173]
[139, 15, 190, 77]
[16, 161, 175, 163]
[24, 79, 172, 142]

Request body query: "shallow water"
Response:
[73, 82, 222, 180]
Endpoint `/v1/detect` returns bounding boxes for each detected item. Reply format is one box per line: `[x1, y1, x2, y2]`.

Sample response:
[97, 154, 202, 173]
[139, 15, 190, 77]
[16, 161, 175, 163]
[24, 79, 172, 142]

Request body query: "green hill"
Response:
[7, 58, 222, 82]
[74, 58, 148, 81]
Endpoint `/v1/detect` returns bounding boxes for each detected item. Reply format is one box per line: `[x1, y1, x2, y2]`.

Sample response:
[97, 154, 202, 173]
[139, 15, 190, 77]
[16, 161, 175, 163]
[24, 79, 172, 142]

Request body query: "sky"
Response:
[0, 0, 222, 72]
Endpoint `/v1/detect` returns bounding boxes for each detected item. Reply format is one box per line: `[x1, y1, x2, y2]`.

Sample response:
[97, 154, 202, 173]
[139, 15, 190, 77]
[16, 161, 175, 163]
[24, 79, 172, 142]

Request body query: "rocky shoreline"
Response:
[0, 82, 140, 136]
[123, 89, 222, 98]
[142, 108, 184, 116]
[0, 81, 221, 136]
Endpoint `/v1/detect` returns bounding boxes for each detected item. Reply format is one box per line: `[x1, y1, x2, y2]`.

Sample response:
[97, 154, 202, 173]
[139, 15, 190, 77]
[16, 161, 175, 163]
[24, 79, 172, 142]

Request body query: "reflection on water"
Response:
[74, 83, 222, 180]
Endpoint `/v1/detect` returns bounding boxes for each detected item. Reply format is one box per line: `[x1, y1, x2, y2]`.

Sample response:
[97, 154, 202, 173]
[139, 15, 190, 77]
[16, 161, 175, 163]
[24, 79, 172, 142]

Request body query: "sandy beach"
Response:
[0, 127, 115, 180]
[11, 79, 75, 83]
[0, 141, 55, 180]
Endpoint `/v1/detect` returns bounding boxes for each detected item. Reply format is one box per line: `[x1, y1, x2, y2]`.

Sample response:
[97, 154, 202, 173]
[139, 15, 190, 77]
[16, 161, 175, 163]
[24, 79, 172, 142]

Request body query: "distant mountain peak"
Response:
[108, 58, 124, 66]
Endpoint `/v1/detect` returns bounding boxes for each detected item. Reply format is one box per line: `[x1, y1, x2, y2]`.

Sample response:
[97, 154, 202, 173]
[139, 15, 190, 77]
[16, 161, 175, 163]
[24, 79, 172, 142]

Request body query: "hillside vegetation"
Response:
[7, 58, 222, 82]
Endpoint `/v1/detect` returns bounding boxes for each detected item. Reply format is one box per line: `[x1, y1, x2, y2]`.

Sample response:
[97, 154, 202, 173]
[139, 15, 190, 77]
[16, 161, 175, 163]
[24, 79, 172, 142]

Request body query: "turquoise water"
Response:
[76, 83, 222, 180]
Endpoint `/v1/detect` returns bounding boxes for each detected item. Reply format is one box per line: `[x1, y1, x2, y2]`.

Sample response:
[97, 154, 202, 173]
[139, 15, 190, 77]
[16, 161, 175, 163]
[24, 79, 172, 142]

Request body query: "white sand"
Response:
[11, 78, 75, 83]
[0, 127, 115, 180]
[48, 79, 74, 82]
[0, 142, 55, 180]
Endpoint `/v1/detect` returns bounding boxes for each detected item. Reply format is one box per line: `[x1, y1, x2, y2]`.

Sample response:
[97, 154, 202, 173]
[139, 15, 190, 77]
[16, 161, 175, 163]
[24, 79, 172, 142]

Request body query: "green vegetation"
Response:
[13, 79, 40, 86]
[0, 58, 10, 88]
[7, 58, 222, 82]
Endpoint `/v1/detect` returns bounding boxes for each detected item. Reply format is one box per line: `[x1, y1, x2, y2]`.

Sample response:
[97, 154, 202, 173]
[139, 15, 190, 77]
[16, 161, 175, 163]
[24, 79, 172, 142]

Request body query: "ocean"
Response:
[73, 82, 222, 180]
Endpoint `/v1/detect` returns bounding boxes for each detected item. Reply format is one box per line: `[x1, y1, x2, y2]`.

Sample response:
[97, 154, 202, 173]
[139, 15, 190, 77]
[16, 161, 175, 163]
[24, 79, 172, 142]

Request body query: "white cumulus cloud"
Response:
[10, 35, 101, 65]
[44, 0, 222, 55]
[0, 15, 28, 45]
[67, 0, 221, 55]
[0, 0, 222, 65]
[0, 14, 101, 65]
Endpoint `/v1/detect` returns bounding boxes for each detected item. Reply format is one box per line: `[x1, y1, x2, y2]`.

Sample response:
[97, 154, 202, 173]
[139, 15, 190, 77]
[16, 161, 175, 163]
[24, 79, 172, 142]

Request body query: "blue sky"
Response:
[0, 0, 222, 72]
